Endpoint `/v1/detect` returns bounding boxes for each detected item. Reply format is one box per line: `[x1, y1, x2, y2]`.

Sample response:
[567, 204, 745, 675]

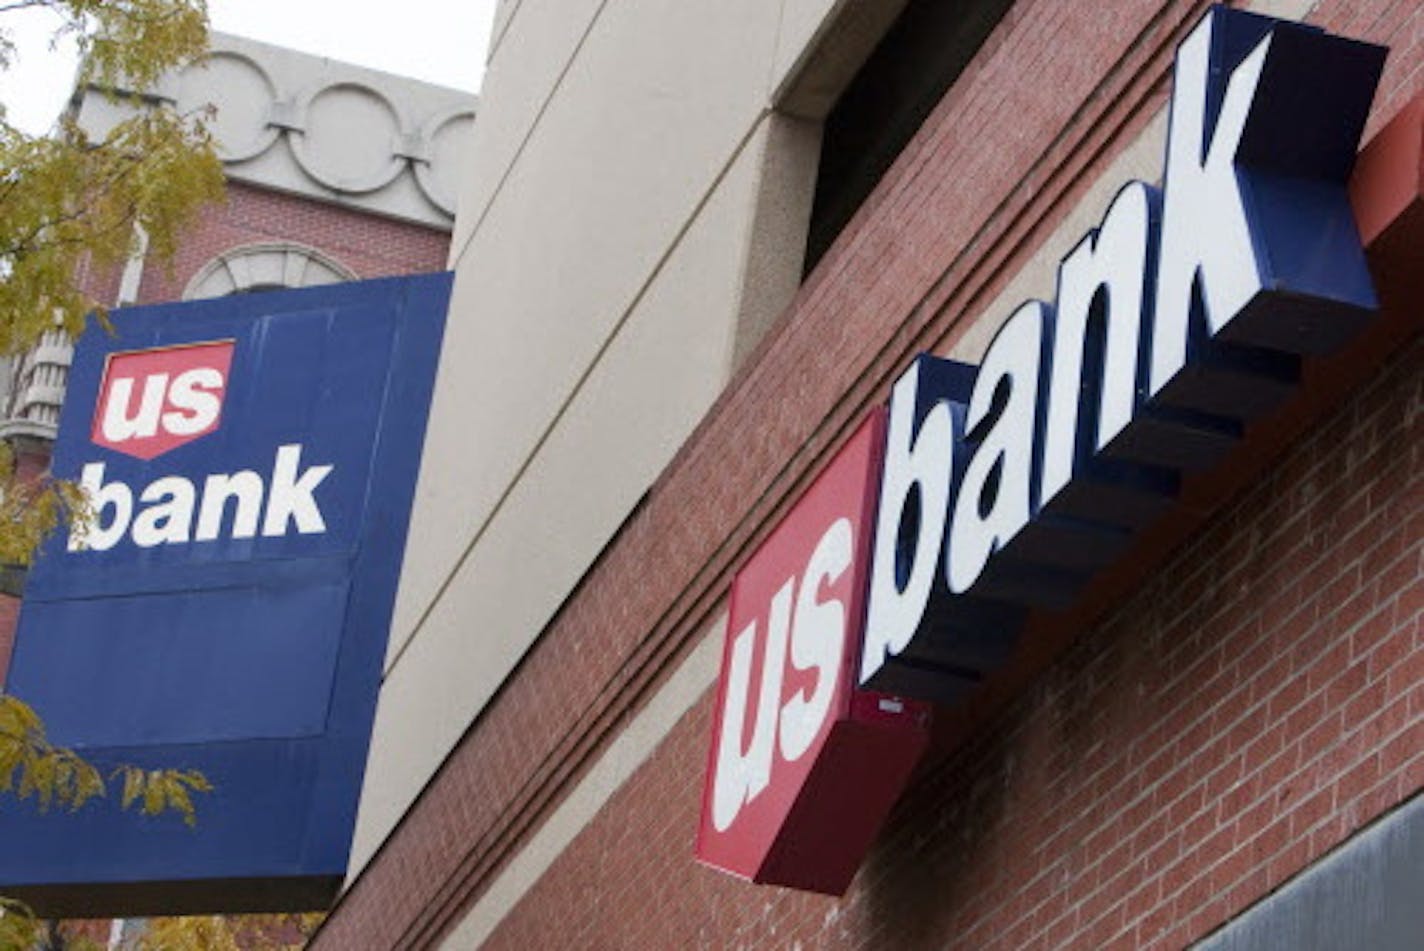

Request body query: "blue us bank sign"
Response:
[0, 272, 451, 916]
[858, 8, 1386, 702]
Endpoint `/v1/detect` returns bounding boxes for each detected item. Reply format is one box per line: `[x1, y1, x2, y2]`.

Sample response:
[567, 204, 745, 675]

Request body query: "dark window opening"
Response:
[803, 0, 1014, 274]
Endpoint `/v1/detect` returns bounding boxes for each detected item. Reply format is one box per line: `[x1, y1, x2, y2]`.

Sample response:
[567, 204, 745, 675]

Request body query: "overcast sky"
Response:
[2, 1, 497, 134]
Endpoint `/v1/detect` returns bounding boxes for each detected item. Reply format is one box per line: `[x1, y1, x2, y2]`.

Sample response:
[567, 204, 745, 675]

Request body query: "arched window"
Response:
[183, 243, 358, 300]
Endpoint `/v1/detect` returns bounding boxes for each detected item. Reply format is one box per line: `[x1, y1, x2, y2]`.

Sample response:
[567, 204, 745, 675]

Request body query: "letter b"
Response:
[69, 463, 133, 552]
[861, 356, 973, 686]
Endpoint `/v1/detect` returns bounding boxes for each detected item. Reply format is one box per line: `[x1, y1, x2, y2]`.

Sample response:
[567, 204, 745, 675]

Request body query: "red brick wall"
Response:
[482, 331, 1423, 951]
[314, 1, 1424, 947]
[134, 181, 450, 304]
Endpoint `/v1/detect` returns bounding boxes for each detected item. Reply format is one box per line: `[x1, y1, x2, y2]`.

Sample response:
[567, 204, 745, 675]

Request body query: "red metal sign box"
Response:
[695, 411, 930, 895]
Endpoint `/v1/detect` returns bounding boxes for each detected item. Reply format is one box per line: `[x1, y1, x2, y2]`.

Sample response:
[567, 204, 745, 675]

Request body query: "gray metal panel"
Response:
[1198, 793, 1424, 951]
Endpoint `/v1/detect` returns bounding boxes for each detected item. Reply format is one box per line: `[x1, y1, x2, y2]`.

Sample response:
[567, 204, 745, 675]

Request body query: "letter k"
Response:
[262, 444, 334, 536]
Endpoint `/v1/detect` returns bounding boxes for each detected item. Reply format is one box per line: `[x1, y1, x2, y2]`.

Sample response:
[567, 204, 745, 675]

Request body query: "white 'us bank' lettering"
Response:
[69, 443, 333, 552]
[711, 517, 851, 832]
[860, 10, 1381, 685]
[101, 367, 224, 442]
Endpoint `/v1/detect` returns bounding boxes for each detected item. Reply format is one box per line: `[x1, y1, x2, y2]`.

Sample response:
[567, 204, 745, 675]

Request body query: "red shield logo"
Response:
[91, 341, 234, 460]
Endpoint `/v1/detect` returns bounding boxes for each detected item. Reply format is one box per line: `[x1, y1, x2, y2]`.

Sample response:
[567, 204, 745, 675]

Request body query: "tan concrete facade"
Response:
[350, 0, 1238, 897]
[327, 2, 1424, 949]
[352, 0, 902, 877]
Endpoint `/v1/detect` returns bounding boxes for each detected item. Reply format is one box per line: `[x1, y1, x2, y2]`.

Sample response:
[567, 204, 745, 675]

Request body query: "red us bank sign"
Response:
[696, 6, 1385, 897]
[695, 413, 930, 894]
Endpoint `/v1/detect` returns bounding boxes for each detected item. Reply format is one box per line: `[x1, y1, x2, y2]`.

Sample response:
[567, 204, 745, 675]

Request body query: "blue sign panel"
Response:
[0, 272, 451, 916]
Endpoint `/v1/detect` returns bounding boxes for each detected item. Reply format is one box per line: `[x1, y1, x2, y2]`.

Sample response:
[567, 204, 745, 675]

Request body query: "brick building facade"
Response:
[317, 1, 1424, 948]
